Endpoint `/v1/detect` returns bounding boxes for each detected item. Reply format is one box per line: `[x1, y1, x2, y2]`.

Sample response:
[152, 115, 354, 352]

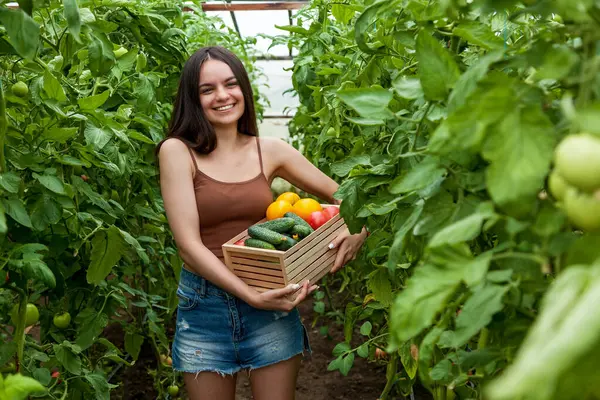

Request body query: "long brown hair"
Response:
[157, 46, 258, 154]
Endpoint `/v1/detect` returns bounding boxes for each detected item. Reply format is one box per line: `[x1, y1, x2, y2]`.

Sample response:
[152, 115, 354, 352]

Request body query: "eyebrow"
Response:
[199, 76, 237, 88]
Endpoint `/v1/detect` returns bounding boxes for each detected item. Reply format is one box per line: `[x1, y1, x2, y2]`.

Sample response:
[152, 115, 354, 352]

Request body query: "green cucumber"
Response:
[244, 238, 276, 250]
[284, 212, 314, 232]
[247, 226, 286, 245]
[276, 235, 298, 250]
[291, 224, 313, 239]
[256, 217, 295, 233]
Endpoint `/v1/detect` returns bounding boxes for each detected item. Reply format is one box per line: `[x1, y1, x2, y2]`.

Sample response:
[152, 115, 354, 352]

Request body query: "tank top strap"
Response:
[186, 145, 200, 173]
[255, 137, 264, 174]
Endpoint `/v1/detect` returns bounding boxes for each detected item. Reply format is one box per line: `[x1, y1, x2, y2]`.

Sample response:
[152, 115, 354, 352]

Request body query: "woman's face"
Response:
[198, 59, 245, 128]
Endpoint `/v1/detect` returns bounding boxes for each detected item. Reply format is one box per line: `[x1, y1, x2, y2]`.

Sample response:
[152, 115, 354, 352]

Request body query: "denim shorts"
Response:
[171, 268, 312, 375]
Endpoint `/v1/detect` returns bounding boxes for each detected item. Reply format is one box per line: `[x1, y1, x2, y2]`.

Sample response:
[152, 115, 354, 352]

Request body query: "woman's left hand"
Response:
[328, 226, 368, 274]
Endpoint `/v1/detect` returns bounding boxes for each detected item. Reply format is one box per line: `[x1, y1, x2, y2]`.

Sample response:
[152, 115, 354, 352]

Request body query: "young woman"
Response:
[157, 46, 367, 400]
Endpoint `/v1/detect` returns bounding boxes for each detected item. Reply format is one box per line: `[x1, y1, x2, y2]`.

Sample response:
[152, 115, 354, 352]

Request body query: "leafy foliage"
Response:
[0, 0, 262, 397]
[279, 0, 600, 398]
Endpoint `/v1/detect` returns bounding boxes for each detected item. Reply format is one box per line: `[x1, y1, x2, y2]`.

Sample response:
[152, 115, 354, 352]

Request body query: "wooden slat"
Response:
[230, 257, 282, 271]
[232, 263, 284, 278]
[284, 206, 341, 257]
[200, 2, 308, 12]
[287, 242, 338, 281]
[239, 276, 281, 289]
[284, 217, 345, 264]
[223, 246, 283, 259]
[234, 270, 285, 284]
[291, 252, 337, 284]
[285, 220, 345, 273]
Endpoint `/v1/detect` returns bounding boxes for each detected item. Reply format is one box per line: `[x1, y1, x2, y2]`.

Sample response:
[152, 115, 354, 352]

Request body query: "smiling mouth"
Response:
[214, 104, 235, 111]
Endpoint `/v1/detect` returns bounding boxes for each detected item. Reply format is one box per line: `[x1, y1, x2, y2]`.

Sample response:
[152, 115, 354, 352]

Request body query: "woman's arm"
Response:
[265, 138, 367, 272]
[158, 139, 315, 309]
[266, 138, 340, 204]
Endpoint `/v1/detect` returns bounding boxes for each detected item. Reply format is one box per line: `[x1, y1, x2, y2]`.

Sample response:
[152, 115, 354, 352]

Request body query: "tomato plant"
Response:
[0, 1, 263, 398]
[276, 0, 600, 398]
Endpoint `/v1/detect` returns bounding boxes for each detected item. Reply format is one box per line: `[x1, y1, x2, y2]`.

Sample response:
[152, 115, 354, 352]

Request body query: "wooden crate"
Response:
[222, 205, 345, 293]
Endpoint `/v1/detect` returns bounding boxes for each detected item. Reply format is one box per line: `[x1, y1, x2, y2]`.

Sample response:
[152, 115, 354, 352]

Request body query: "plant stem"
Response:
[410, 102, 432, 151]
[0, 79, 6, 173]
[14, 294, 27, 372]
[478, 327, 489, 350]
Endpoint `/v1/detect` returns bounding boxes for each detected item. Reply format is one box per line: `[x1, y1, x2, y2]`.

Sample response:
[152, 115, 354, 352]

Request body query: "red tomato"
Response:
[308, 211, 328, 230]
[322, 206, 339, 220]
[234, 239, 245, 246]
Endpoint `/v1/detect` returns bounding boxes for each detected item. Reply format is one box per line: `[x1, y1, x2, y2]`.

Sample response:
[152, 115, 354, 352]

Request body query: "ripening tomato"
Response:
[554, 133, 600, 192]
[322, 206, 340, 220]
[564, 188, 600, 231]
[308, 211, 328, 230]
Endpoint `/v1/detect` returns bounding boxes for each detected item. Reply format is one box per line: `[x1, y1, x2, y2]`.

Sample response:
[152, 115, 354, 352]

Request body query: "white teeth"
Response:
[215, 104, 234, 111]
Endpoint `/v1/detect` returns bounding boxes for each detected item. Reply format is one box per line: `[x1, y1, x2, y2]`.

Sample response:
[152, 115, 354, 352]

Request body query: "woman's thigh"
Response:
[249, 355, 302, 400]
[184, 372, 237, 400]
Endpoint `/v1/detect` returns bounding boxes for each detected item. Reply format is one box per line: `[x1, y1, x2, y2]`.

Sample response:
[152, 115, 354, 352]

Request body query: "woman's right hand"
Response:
[249, 280, 318, 311]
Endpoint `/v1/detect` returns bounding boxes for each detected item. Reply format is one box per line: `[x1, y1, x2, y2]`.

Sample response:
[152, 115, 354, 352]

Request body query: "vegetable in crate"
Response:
[284, 212, 314, 232]
[244, 238, 276, 250]
[247, 225, 287, 245]
[255, 217, 296, 233]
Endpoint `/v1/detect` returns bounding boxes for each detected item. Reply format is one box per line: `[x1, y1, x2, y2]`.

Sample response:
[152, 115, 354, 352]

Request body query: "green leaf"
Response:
[1, 373, 46, 400]
[75, 309, 109, 350]
[124, 332, 144, 361]
[390, 251, 491, 343]
[32, 173, 66, 195]
[0, 8, 40, 60]
[42, 127, 79, 143]
[63, 0, 82, 42]
[127, 130, 154, 144]
[535, 45, 578, 81]
[330, 155, 371, 177]
[429, 203, 495, 248]
[32, 368, 51, 386]
[416, 29, 460, 101]
[482, 106, 555, 212]
[360, 321, 373, 336]
[134, 74, 155, 110]
[85, 373, 114, 400]
[367, 269, 394, 306]
[43, 70, 67, 102]
[336, 87, 394, 120]
[0, 204, 6, 234]
[53, 343, 82, 375]
[0, 172, 21, 193]
[78, 91, 110, 111]
[451, 284, 508, 347]
[88, 33, 115, 77]
[430, 359, 453, 382]
[400, 341, 418, 379]
[9, 244, 55, 288]
[452, 21, 504, 50]
[331, 4, 355, 24]
[344, 304, 362, 343]
[389, 157, 446, 194]
[392, 77, 423, 100]
[339, 353, 355, 376]
[3, 198, 32, 228]
[87, 226, 126, 284]
[485, 264, 600, 400]
[119, 229, 149, 264]
[327, 355, 344, 372]
[388, 202, 424, 270]
[575, 104, 600, 135]
[30, 194, 62, 231]
[448, 50, 504, 112]
[84, 122, 113, 150]
[357, 343, 369, 358]
[17, 0, 33, 15]
[332, 342, 351, 357]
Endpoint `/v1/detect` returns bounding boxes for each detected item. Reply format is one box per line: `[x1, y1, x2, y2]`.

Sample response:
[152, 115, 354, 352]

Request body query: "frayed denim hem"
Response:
[174, 367, 242, 378]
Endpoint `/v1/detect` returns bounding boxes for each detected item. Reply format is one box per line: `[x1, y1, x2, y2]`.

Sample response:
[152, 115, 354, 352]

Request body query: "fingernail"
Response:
[328, 243, 335, 249]
[291, 283, 300, 290]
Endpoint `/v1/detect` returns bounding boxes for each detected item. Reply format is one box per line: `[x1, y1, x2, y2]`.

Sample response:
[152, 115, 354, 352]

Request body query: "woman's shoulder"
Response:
[158, 137, 190, 158]
[258, 136, 292, 154]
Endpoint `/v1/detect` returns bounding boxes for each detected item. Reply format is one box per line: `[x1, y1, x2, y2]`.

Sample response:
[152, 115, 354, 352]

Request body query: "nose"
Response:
[215, 85, 229, 102]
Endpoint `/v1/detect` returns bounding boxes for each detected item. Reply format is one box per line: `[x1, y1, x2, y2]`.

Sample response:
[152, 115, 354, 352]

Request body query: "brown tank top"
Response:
[184, 137, 273, 260]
